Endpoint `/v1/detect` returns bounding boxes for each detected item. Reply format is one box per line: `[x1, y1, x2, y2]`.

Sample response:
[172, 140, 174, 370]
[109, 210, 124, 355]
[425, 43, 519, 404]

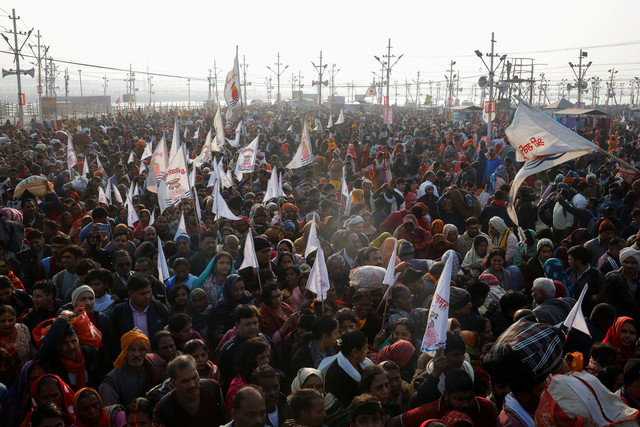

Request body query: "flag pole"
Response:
[595, 146, 640, 175]
[238, 45, 245, 125]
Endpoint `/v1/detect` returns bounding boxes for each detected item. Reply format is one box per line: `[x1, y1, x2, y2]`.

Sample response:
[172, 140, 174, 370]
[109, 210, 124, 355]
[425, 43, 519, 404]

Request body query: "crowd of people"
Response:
[0, 104, 638, 426]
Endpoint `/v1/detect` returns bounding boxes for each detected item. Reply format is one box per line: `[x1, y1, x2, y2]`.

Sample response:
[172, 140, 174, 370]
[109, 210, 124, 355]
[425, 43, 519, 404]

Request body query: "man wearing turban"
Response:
[98, 328, 163, 407]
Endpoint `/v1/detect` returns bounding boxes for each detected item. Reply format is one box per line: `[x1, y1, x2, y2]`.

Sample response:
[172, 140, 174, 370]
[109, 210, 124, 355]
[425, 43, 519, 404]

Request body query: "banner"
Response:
[234, 136, 259, 180]
[163, 144, 191, 207]
[286, 120, 314, 169]
[151, 134, 168, 181]
[67, 134, 78, 170]
[224, 50, 242, 119]
[226, 120, 242, 148]
[421, 253, 453, 354]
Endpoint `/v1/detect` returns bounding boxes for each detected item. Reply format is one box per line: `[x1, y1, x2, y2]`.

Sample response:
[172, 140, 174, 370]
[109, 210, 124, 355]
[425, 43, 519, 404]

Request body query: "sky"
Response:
[1, 0, 640, 106]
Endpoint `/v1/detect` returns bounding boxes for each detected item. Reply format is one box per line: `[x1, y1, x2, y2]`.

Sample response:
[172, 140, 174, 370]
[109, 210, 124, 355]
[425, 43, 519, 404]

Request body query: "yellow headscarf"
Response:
[113, 330, 150, 369]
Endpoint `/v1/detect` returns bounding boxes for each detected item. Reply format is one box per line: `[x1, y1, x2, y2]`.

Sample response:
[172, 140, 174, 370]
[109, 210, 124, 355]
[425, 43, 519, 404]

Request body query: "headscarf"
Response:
[0, 360, 46, 427]
[431, 219, 444, 235]
[370, 232, 392, 248]
[603, 317, 637, 360]
[479, 273, 500, 287]
[377, 340, 415, 370]
[26, 374, 76, 426]
[290, 368, 324, 392]
[186, 288, 213, 333]
[620, 247, 640, 264]
[351, 189, 365, 206]
[489, 165, 505, 194]
[114, 330, 150, 369]
[461, 235, 490, 277]
[488, 216, 507, 235]
[443, 224, 458, 242]
[280, 203, 299, 218]
[71, 285, 95, 308]
[441, 249, 461, 275]
[379, 237, 400, 268]
[193, 252, 238, 291]
[544, 258, 574, 298]
[73, 388, 109, 427]
[221, 274, 255, 305]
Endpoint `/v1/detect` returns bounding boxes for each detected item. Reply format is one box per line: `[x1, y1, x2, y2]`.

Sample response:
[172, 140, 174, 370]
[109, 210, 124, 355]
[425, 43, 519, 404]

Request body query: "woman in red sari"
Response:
[603, 316, 637, 361]
[393, 215, 432, 259]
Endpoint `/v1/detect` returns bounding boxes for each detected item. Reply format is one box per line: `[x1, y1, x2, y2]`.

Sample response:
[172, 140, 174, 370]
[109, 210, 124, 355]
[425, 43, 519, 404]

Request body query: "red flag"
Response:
[115, 97, 121, 105]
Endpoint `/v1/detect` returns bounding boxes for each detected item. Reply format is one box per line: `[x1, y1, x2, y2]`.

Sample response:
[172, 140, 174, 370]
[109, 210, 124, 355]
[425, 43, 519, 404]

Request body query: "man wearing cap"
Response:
[483, 320, 567, 427]
[616, 358, 640, 410]
[99, 328, 164, 406]
[168, 234, 195, 266]
[608, 247, 640, 301]
[584, 219, 616, 266]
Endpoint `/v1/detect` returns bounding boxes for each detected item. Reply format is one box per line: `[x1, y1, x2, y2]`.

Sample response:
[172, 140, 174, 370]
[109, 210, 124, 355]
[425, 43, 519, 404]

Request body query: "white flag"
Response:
[286, 120, 314, 169]
[112, 182, 123, 204]
[183, 125, 188, 140]
[264, 166, 283, 202]
[327, 113, 333, 129]
[382, 273, 402, 301]
[341, 166, 349, 198]
[287, 124, 293, 133]
[189, 165, 196, 188]
[127, 151, 135, 164]
[132, 182, 139, 198]
[506, 100, 598, 162]
[139, 158, 147, 174]
[194, 126, 200, 140]
[98, 186, 108, 205]
[146, 167, 158, 194]
[307, 243, 331, 301]
[169, 117, 181, 163]
[239, 233, 259, 270]
[212, 180, 241, 221]
[344, 190, 352, 216]
[194, 129, 214, 167]
[304, 216, 320, 258]
[151, 134, 168, 181]
[67, 134, 78, 169]
[212, 108, 225, 151]
[421, 253, 453, 354]
[383, 238, 398, 286]
[193, 186, 202, 222]
[505, 100, 598, 225]
[235, 136, 259, 180]
[140, 142, 153, 161]
[149, 207, 156, 226]
[224, 50, 242, 118]
[126, 196, 139, 228]
[96, 156, 106, 176]
[175, 211, 187, 237]
[226, 120, 242, 148]
[163, 141, 192, 208]
[335, 109, 344, 125]
[563, 284, 591, 337]
[157, 236, 169, 283]
[82, 158, 89, 177]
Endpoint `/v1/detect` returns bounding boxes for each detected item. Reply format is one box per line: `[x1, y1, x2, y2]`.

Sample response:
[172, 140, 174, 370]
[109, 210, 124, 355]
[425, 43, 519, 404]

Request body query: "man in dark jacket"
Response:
[188, 230, 218, 276]
[478, 191, 513, 233]
[109, 275, 170, 340]
[531, 278, 574, 325]
[16, 229, 51, 291]
[251, 365, 291, 427]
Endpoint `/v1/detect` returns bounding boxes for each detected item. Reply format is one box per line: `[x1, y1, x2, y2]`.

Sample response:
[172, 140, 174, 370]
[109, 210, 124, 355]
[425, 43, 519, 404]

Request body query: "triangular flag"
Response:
[145, 167, 158, 194]
[563, 284, 591, 337]
[286, 119, 314, 169]
[112, 182, 123, 204]
[327, 113, 333, 129]
[96, 156, 106, 176]
[383, 238, 398, 286]
[344, 190, 352, 216]
[157, 236, 169, 283]
[421, 253, 454, 354]
[163, 140, 192, 208]
[104, 181, 112, 204]
[98, 186, 108, 205]
[335, 109, 344, 125]
[264, 166, 280, 202]
[183, 125, 188, 140]
[225, 118, 242, 148]
[132, 182, 139, 198]
[224, 49, 242, 118]
[189, 165, 196, 188]
[67, 134, 78, 169]
[212, 180, 241, 221]
[306, 243, 331, 301]
[194, 129, 214, 167]
[127, 151, 135, 164]
[149, 207, 156, 226]
[382, 273, 402, 301]
[218, 158, 233, 188]
[169, 117, 181, 163]
[193, 187, 202, 223]
[234, 136, 259, 180]
[139, 159, 147, 174]
[239, 232, 259, 270]
[287, 124, 293, 133]
[140, 142, 153, 160]
[194, 126, 200, 140]
[158, 178, 169, 213]
[341, 167, 349, 198]
[126, 197, 139, 228]
[304, 216, 320, 258]
[82, 159, 89, 178]
[175, 211, 187, 237]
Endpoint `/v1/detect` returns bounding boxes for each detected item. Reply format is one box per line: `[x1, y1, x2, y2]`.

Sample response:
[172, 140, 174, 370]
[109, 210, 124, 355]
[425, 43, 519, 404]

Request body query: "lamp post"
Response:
[474, 32, 507, 144]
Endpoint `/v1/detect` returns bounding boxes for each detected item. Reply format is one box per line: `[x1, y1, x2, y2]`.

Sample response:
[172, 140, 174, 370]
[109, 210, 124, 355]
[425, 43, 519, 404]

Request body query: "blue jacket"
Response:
[109, 299, 170, 343]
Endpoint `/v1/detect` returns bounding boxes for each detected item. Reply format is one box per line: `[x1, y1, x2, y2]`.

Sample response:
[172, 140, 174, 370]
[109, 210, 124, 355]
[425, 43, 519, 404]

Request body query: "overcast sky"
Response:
[1, 0, 640, 105]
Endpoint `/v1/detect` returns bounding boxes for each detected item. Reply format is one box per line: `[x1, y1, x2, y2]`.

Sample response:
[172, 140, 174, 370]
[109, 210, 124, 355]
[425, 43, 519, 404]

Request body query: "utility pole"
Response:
[78, 69, 83, 96]
[394, 80, 398, 105]
[311, 51, 328, 108]
[3, 8, 32, 126]
[569, 49, 591, 108]
[266, 52, 288, 111]
[608, 69, 618, 106]
[207, 69, 213, 101]
[241, 56, 251, 107]
[297, 70, 304, 92]
[290, 73, 297, 100]
[590, 76, 601, 107]
[328, 63, 340, 109]
[187, 78, 191, 108]
[28, 30, 44, 120]
[413, 71, 420, 109]
[475, 33, 507, 143]
[147, 67, 153, 105]
[102, 75, 109, 96]
[374, 38, 403, 123]
[64, 68, 69, 115]
[445, 61, 456, 110]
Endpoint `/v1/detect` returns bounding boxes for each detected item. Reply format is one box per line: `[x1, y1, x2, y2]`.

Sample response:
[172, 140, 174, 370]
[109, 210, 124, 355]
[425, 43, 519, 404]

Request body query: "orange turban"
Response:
[114, 329, 149, 369]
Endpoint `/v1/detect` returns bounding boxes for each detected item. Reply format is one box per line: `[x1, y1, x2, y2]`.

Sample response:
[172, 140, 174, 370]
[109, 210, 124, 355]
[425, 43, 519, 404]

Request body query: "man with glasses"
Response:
[112, 250, 133, 295]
